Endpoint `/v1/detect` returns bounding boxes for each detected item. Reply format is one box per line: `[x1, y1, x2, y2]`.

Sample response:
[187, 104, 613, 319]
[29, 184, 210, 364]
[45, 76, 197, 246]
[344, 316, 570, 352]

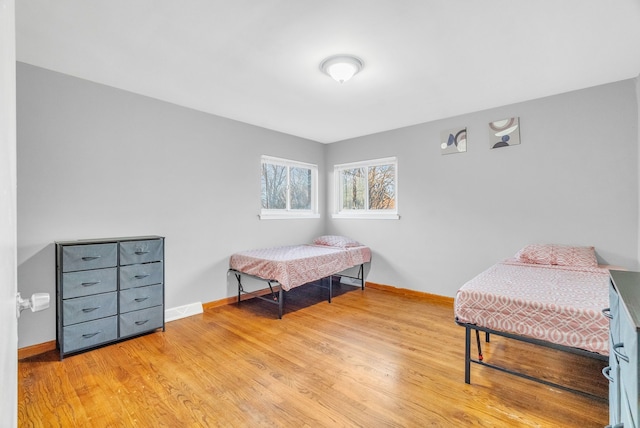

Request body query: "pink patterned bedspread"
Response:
[229, 245, 371, 291]
[454, 259, 610, 355]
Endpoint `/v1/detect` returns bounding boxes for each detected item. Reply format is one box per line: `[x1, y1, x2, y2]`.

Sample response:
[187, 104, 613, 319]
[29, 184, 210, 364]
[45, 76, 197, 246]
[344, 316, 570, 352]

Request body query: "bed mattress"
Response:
[454, 259, 610, 355]
[229, 244, 371, 291]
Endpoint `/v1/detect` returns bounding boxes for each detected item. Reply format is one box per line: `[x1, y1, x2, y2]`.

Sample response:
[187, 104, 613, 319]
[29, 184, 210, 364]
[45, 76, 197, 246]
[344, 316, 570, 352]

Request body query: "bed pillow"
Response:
[313, 235, 362, 248]
[515, 244, 598, 267]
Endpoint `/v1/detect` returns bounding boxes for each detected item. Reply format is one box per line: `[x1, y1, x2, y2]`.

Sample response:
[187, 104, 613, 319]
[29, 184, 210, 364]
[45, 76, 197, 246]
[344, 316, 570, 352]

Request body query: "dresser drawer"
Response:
[119, 306, 164, 338]
[120, 284, 163, 313]
[119, 262, 163, 290]
[62, 292, 118, 326]
[62, 243, 118, 272]
[62, 316, 117, 353]
[120, 239, 163, 265]
[620, 385, 637, 428]
[609, 282, 621, 344]
[604, 360, 621, 426]
[614, 398, 638, 428]
[61, 267, 117, 299]
[618, 308, 638, 426]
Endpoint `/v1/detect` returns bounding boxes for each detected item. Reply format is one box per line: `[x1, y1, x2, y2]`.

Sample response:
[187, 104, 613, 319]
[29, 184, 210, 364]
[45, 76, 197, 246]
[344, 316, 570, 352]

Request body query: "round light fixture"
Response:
[320, 55, 364, 83]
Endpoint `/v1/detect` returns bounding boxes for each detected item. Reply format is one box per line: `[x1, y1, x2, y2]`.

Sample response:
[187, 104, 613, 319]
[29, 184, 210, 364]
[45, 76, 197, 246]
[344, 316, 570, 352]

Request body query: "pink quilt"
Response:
[454, 259, 610, 355]
[229, 245, 371, 291]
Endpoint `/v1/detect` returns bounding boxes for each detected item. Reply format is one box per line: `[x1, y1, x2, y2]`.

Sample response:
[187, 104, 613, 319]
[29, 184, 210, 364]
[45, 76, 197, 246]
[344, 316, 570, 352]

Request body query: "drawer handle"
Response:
[81, 281, 101, 287]
[605, 424, 625, 428]
[82, 306, 101, 313]
[135, 250, 150, 255]
[601, 366, 614, 382]
[82, 331, 101, 338]
[613, 342, 629, 363]
[134, 274, 150, 279]
[134, 297, 149, 303]
[81, 256, 101, 261]
[601, 308, 612, 319]
[135, 320, 149, 326]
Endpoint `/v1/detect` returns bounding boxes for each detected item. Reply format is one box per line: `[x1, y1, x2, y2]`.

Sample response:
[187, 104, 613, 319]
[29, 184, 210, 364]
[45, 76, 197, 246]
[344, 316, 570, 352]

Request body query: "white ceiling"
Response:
[15, 1, 640, 143]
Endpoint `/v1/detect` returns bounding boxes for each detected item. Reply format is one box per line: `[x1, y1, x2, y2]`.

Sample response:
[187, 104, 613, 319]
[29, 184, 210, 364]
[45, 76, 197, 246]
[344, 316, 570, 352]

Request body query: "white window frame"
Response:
[333, 156, 399, 220]
[259, 155, 319, 220]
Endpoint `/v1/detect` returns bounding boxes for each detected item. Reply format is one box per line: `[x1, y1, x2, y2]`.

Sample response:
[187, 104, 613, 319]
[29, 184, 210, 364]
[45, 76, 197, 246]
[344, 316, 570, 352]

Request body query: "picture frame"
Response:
[489, 117, 520, 149]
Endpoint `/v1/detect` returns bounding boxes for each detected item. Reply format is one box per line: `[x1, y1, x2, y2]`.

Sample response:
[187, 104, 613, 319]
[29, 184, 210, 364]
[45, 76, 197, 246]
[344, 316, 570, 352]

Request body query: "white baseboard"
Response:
[165, 302, 203, 322]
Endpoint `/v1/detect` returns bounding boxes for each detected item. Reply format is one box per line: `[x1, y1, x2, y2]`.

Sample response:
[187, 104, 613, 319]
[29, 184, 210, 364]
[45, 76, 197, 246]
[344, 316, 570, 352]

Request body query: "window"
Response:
[260, 156, 319, 219]
[334, 157, 398, 219]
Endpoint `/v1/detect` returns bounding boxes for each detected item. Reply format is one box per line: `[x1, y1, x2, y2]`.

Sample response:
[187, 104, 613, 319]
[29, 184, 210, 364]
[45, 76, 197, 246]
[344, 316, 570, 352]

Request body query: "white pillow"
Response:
[313, 235, 362, 248]
[515, 244, 597, 267]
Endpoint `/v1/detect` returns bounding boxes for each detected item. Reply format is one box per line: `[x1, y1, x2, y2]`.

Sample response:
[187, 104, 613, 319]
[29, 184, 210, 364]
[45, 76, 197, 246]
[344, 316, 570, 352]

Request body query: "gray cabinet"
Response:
[56, 236, 164, 359]
[606, 271, 640, 428]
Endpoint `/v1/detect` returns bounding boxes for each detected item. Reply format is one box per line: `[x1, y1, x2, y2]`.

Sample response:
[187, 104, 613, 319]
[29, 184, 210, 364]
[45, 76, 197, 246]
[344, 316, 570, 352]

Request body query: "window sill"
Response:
[331, 212, 400, 220]
[259, 212, 321, 220]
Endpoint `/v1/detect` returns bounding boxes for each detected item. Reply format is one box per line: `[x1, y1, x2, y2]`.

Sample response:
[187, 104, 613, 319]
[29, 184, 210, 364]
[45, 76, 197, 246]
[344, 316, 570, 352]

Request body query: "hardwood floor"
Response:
[18, 283, 608, 427]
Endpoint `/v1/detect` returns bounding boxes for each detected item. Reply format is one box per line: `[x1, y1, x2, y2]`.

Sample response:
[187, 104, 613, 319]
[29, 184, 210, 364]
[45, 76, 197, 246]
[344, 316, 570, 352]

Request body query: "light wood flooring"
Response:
[18, 283, 609, 427]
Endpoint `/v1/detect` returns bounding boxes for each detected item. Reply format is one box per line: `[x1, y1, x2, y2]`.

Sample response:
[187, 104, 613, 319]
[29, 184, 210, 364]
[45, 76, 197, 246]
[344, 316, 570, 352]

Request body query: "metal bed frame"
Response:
[229, 264, 366, 319]
[457, 321, 608, 400]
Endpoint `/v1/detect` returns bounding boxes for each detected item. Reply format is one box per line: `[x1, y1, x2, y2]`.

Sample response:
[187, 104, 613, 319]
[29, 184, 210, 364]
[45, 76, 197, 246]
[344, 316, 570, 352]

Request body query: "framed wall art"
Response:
[440, 127, 467, 155]
[489, 117, 520, 149]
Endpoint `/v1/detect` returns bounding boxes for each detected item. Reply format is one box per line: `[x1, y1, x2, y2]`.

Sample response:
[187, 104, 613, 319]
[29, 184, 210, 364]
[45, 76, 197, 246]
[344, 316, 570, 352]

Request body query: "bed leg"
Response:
[234, 273, 242, 306]
[485, 332, 490, 343]
[328, 276, 332, 303]
[278, 288, 283, 319]
[465, 326, 471, 384]
[475, 329, 484, 361]
[359, 264, 365, 290]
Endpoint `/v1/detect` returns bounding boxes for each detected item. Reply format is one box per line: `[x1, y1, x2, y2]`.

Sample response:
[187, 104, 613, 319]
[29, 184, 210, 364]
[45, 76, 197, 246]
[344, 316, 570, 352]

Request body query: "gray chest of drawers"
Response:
[606, 270, 640, 428]
[56, 236, 165, 359]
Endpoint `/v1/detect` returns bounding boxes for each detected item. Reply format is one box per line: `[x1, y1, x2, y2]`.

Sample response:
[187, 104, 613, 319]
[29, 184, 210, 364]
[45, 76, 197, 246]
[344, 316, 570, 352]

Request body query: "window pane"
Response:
[341, 167, 366, 210]
[368, 164, 396, 210]
[261, 163, 287, 209]
[290, 166, 312, 210]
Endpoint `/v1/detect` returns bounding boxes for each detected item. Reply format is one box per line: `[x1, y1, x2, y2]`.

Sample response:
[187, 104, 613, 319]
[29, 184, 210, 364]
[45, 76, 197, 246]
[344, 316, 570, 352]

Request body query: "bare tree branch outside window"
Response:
[261, 160, 315, 212]
[261, 163, 287, 209]
[368, 165, 395, 210]
[290, 167, 312, 210]
[340, 162, 395, 211]
[341, 167, 365, 209]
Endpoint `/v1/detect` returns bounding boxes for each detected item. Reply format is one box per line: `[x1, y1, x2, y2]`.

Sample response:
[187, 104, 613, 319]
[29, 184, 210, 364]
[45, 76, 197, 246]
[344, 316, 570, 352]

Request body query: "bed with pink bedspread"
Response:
[229, 235, 371, 318]
[454, 244, 611, 397]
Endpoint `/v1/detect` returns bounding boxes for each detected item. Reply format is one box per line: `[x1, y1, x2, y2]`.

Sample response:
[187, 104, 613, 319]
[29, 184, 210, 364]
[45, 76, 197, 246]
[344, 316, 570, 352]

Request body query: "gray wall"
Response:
[637, 74, 640, 266]
[16, 63, 326, 348]
[326, 79, 639, 297]
[16, 62, 640, 348]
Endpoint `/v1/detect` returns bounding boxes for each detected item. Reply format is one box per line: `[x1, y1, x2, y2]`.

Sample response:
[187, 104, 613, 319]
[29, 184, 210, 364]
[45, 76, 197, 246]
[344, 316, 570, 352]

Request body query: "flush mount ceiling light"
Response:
[320, 55, 364, 83]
